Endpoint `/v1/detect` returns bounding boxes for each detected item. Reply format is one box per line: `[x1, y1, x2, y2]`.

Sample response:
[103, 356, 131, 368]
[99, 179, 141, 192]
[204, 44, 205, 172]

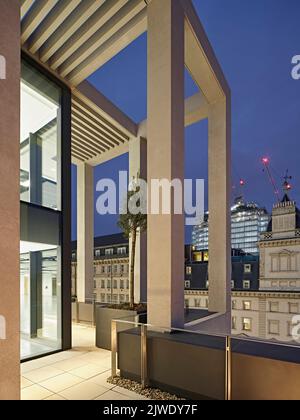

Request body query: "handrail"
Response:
[111, 317, 228, 339]
[112, 317, 300, 350]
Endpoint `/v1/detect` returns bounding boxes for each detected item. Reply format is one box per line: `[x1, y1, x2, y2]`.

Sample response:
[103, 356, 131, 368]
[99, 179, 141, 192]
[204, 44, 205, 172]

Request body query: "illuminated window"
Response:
[243, 301, 251, 311]
[186, 266, 192, 275]
[243, 280, 250, 289]
[185, 280, 190, 289]
[244, 264, 252, 273]
[242, 318, 252, 332]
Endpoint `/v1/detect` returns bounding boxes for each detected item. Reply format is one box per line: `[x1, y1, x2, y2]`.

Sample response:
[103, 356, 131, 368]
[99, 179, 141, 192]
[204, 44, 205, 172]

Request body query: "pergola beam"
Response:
[72, 110, 121, 148]
[50, 0, 128, 71]
[72, 102, 127, 145]
[72, 97, 129, 142]
[21, 0, 59, 44]
[74, 81, 138, 137]
[59, 0, 145, 78]
[39, 0, 105, 63]
[21, 0, 35, 19]
[67, 8, 147, 86]
[27, 0, 81, 54]
[71, 126, 108, 153]
[181, 0, 229, 103]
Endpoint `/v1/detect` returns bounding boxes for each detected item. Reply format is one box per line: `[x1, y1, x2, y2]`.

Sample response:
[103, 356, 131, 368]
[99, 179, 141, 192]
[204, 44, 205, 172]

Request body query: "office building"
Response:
[192, 197, 270, 254]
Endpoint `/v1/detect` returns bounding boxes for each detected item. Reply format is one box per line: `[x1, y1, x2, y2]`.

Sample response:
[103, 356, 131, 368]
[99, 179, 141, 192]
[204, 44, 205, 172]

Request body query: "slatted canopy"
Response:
[20, 0, 229, 166]
[20, 0, 145, 165]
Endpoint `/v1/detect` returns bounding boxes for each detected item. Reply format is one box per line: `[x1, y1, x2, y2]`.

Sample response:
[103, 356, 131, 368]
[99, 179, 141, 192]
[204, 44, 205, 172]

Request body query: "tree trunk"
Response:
[130, 228, 137, 309]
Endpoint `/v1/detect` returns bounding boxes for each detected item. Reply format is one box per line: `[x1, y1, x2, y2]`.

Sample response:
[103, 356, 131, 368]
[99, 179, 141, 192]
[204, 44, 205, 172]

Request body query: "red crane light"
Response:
[239, 179, 245, 186]
[262, 157, 269, 165]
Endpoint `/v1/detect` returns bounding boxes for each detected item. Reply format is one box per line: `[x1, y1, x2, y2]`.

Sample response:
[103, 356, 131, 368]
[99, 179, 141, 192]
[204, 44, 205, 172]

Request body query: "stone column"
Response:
[129, 137, 147, 303]
[0, 0, 20, 400]
[77, 163, 94, 303]
[147, 0, 185, 328]
[208, 99, 232, 318]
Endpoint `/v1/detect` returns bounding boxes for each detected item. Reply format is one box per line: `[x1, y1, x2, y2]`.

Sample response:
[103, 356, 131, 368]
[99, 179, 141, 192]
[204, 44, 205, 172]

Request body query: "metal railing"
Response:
[111, 317, 232, 400]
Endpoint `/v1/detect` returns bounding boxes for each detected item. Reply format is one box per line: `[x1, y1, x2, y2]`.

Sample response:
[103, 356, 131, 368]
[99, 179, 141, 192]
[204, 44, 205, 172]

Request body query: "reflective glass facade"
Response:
[192, 199, 270, 254]
[20, 60, 61, 210]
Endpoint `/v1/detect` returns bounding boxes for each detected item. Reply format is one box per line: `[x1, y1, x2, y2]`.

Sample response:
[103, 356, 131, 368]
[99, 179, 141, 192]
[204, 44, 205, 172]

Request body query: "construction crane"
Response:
[261, 157, 280, 203]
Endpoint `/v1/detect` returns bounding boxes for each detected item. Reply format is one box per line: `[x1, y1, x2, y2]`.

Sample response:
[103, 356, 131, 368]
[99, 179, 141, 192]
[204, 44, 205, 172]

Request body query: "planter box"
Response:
[72, 302, 94, 324]
[95, 306, 146, 350]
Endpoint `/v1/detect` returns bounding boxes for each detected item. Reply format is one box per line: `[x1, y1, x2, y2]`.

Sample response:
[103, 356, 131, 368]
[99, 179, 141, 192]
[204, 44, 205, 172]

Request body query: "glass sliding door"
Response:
[20, 243, 61, 359]
[20, 56, 71, 361]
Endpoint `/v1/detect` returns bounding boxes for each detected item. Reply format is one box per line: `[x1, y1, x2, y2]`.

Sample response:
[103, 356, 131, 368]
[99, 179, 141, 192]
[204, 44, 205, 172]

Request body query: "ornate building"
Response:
[259, 194, 300, 290]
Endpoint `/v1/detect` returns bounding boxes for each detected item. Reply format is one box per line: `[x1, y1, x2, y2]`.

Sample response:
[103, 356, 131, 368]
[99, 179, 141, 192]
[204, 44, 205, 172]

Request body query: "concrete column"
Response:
[77, 163, 94, 303]
[147, 0, 185, 328]
[0, 0, 20, 400]
[208, 99, 231, 319]
[129, 137, 147, 303]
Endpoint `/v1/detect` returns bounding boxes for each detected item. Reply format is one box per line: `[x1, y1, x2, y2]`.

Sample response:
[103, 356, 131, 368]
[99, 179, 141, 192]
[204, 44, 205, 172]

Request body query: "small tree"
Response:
[118, 180, 147, 309]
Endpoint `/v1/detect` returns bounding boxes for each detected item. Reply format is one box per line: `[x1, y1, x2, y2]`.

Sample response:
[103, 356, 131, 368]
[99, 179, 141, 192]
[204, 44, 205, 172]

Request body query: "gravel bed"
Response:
[107, 376, 185, 400]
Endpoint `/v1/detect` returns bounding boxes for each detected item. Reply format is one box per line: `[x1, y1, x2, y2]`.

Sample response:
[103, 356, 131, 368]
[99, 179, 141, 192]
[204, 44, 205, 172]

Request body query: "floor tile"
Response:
[87, 371, 115, 389]
[95, 390, 131, 400]
[40, 373, 84, 393]
[59, 382, 108, 400]
[44, 394, 67, 401]
[23, 366, 65, 383]
[21, 358, 51, 374]
[69, 363, 108, 379]
[21, 384, 53, 400]
[51, 357, 89, 372]
[21, 377, 34, 389]
[113, 386, 148, 400]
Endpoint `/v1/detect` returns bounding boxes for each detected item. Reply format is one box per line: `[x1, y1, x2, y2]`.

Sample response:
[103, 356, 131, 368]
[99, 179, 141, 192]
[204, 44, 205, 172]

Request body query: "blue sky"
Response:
[72, 0, 300, 242]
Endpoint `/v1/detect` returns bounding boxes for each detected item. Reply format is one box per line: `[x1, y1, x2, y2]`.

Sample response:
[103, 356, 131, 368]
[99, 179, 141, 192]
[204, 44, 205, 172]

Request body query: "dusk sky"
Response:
[72, 0, 300, 243]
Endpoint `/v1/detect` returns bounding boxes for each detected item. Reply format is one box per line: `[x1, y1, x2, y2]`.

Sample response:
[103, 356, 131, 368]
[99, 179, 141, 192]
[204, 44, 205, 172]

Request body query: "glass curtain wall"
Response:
[20, 58, 68, 360]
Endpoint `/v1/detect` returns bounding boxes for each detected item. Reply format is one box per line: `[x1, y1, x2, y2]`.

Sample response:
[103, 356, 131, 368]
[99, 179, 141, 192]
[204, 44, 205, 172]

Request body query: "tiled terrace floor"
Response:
[21, 324, 148, 401]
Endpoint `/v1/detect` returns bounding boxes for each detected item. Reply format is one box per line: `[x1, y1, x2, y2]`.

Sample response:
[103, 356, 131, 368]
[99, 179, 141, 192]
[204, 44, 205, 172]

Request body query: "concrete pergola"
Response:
[1, 0, 231, 398]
